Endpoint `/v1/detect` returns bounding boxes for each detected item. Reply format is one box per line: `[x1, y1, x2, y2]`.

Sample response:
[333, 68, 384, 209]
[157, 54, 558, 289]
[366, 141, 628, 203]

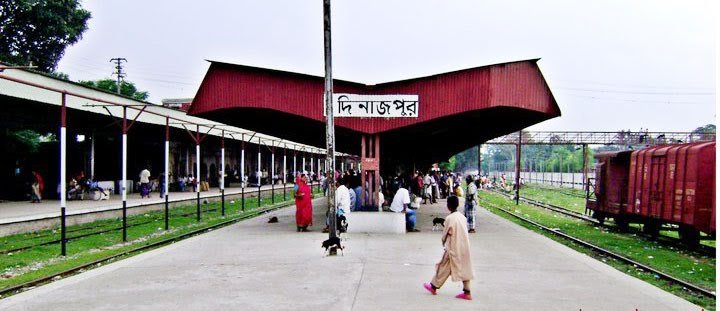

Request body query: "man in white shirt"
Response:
[390, 180, 418, 232]
[139, 168, 151, 198]
[324, 177, 352, 233]
[336, 177, 351, 215]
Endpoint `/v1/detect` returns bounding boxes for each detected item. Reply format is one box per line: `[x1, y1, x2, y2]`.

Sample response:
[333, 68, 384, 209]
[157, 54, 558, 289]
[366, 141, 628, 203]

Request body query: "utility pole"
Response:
[110, 58, 127, 94]
[323, 0, 338, 255]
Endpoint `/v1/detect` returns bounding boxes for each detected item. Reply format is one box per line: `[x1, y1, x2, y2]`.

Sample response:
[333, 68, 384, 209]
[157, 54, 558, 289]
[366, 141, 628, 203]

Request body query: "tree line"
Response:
[443, 124, 715, 174]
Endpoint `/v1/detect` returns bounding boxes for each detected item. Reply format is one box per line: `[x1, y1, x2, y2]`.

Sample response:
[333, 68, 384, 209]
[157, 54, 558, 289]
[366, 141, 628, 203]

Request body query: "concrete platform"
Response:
[0, 198, 701, 310]
[346, 211, 406, 234]
[0, 183, 310, 236]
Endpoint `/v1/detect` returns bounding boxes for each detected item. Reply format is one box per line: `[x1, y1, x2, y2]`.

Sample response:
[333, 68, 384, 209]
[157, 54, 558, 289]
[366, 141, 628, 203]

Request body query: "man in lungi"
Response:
[423, 195, 474, 300]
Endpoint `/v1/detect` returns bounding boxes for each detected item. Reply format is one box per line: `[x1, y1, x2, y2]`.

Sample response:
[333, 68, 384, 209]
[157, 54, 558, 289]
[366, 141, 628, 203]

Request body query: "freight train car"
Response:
[587, 142, 715, 245]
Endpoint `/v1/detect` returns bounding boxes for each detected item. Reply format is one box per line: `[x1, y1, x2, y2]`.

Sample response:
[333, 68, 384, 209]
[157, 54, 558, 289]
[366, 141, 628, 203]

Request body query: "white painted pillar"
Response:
[257, 151, 262, 185]
[240, 148, 245, 188]
[221, 145, 225, 190]
[196, 144, 200, 194]
[283, 154, 287, 183]
[164, 140, 169, 195]
[122, 133, 127, 202]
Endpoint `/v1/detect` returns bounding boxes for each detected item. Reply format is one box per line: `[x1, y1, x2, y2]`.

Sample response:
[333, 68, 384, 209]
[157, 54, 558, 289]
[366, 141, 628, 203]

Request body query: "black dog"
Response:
[268, 216, 278, 223]
[432, 217, 445, 231]
[321, 236, 344, 255]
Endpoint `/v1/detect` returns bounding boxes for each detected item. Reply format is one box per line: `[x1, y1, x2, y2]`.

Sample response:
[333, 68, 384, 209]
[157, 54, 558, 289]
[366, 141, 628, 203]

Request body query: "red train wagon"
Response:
[587, 142, 715, 245]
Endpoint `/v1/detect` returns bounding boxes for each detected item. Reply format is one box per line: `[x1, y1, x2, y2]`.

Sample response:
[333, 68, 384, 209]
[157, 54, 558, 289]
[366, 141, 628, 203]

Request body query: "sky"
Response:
[56, 0, 717, 133]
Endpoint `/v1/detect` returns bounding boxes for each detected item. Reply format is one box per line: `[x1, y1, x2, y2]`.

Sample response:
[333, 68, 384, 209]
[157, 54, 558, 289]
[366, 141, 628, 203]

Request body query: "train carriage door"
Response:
[649, 154, 666, 218]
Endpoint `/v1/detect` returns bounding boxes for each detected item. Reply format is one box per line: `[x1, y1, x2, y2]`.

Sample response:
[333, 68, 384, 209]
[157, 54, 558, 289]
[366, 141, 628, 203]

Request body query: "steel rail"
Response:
[491, 189, 716, 256]
[0, 199, 300, 298]
[487, 203, 716, 298]
[0, 184, 304, 255]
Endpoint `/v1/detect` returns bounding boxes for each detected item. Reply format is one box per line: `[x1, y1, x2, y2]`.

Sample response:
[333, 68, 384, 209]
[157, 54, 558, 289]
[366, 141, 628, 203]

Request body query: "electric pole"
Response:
[323, 0, 338, 255]
[110, 58, 127, 95]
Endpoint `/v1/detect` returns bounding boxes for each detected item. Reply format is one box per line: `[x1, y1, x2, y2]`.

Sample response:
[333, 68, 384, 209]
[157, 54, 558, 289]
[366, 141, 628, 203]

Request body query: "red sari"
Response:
[295, 178, 313, 227]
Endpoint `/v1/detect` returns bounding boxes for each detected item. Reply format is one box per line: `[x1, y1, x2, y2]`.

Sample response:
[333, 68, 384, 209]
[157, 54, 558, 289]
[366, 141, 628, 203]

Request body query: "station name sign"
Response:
[325, 93, 419, 118]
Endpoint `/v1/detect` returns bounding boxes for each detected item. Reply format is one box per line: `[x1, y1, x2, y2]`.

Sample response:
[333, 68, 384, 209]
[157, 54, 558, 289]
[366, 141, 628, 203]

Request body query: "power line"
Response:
[564, 94, 712, 106]
[556, 86, 714, 96]
[109, 57, 127, 94]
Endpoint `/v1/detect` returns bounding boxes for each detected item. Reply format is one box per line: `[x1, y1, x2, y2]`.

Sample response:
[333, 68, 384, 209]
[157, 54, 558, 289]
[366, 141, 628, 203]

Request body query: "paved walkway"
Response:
[0, 183, 307, 224]
[0, 198, 701, 310]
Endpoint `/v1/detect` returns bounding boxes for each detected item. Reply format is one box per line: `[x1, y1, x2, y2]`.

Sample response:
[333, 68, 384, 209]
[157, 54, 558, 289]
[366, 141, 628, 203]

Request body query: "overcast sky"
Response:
[57, 0, 716, 133]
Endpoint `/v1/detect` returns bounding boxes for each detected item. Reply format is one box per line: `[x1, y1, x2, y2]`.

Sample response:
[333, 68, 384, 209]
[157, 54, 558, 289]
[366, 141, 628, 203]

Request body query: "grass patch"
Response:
[480, 190, 716, 310]
[518, 183, 716, 248]
[0, 188, 321, 296]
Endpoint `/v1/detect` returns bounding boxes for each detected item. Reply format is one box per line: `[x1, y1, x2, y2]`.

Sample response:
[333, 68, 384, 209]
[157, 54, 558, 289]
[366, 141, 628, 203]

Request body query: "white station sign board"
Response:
[325, 93, 419, 118]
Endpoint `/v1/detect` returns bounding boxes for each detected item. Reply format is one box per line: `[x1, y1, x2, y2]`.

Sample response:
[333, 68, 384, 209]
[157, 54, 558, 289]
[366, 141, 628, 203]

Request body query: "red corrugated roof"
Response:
[189, 59, 559, 134]
[188, 59, 560, 164]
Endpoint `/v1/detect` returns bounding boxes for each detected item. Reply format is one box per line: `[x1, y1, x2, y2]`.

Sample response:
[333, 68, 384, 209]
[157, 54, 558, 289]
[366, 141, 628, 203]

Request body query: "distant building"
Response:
[162, 98, 193, 112]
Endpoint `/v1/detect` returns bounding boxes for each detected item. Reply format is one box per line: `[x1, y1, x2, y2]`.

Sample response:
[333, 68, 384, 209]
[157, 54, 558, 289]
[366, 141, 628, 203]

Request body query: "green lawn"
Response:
[479, 190, 716, 310]
[519, 183, 715, 248]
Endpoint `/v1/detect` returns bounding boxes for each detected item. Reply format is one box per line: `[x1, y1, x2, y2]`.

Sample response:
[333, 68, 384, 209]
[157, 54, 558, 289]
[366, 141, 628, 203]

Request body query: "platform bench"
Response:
[345, 211, 406, 234]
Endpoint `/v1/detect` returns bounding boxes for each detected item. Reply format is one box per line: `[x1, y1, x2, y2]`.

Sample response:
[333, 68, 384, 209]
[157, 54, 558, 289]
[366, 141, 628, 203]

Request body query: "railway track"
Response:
[491, 190, 716, 257]
[486, 202, 716, 299]
[0, 200, 294, 298]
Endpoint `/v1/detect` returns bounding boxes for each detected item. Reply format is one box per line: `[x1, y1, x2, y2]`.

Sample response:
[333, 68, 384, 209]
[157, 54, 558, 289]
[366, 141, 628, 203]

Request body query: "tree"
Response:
[692, 124, 716, 141]
[0, 0, 91, 72]
[79, 78, 150, 101]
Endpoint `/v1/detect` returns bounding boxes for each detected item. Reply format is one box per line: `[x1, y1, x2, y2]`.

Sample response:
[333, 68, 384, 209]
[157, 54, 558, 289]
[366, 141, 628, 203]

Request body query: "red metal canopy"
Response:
[189, 59, 560, 169]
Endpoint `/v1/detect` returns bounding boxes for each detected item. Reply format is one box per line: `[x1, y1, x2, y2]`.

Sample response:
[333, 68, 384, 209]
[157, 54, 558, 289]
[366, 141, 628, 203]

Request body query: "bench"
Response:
[345, 211, 406, 234]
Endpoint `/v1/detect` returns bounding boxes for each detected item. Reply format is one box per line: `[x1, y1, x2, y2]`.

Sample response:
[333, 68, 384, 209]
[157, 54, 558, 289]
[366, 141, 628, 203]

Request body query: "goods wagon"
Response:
[587, 142, 715, 245]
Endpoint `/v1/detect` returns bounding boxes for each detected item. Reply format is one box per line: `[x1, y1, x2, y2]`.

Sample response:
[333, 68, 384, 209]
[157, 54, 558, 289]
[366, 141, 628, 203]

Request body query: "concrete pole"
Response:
[323, 0, 338, 245]
[293, 154, 297, 178]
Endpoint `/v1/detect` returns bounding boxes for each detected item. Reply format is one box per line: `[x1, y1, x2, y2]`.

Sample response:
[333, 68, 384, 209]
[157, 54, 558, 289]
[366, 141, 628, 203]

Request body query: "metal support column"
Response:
[515, 131, 522, 205]
[196, 125, 201, 221]
[221, 131, 225, 216]
[60, 93, 67, 256]
[241, 135, 245, 212]
[477, 144, 482, 176]
[582, 143, 588, 191]
[122, 107, 128, 241]
[257, 148, 262, 207]
[164, 117, 170, 230]
[271, 146, 275, 204]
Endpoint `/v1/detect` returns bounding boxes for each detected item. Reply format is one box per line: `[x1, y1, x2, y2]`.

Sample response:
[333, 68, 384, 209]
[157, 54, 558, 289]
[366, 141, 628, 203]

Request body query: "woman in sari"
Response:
[295, 174, 313, 232]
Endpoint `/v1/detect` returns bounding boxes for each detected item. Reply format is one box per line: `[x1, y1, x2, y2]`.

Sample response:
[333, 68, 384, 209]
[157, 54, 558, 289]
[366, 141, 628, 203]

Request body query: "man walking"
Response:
[423, 195, 474, 300]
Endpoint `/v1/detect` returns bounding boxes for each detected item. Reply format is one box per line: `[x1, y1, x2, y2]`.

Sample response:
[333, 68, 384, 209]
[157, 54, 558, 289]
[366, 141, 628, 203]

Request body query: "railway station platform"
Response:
[0, 183, 306, 236]
[0, 198, 701, 310]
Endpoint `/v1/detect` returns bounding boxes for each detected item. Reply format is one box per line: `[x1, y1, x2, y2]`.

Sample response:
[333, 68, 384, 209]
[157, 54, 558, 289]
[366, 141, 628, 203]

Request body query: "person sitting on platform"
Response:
[390, 179, 419, 232]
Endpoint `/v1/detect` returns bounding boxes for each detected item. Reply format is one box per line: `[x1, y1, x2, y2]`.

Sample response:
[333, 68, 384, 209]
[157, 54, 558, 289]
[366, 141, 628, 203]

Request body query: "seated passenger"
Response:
[390, 179, 419, 232]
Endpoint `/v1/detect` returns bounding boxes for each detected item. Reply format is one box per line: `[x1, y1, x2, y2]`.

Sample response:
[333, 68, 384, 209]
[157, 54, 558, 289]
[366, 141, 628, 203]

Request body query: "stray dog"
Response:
[432, 217, 445, 231]
[268, 216, 278, 223]
[321, 236, 344, 256]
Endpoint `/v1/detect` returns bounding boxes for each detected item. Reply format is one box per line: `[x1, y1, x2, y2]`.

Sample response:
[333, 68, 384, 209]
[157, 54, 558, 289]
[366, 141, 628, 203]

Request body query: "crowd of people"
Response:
[292, 168, 492, 235]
